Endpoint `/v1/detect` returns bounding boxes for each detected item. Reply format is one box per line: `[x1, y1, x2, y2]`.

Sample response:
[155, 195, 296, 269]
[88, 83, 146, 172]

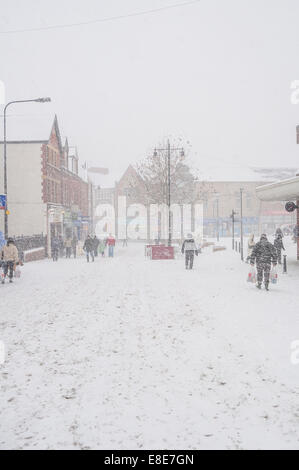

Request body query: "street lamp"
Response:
[213, 192, 220, 242]
[3, 97, 51, 238]
[240, 188, 244, 261]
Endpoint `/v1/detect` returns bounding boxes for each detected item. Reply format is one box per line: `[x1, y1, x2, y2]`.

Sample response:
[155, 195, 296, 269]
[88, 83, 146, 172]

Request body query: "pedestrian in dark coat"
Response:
[181, 233, 198, 270]
[72, 235, 78, 258]
[93, 236, 100, 258]
[51, 236, 59, 262]
[83, 235, 95, 262]
[274, 233, 285, 264]
[250, 234, 277, 290]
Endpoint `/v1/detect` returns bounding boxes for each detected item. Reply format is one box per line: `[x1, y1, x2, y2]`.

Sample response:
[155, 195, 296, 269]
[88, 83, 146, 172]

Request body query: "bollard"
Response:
[283, 254, 287, 274]
[235, 241, 237, 251]
[239, 242, 241, 253]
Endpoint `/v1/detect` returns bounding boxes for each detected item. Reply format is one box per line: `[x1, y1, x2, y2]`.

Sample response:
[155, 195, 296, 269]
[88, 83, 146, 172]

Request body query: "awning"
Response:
[256, 175, 299, 201]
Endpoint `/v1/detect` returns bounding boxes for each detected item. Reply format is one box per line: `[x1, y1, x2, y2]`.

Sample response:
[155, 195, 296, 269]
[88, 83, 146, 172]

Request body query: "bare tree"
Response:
[133, 143, 197, 205]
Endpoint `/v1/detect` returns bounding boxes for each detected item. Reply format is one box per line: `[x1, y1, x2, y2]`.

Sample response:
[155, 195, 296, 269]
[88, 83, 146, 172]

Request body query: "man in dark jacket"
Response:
[274, 233, 285, 264]
[83, 235, 94, 262]
[93, 235, 100, 258]
[250, 234, 277, 290]
[181, 233, 198, 270]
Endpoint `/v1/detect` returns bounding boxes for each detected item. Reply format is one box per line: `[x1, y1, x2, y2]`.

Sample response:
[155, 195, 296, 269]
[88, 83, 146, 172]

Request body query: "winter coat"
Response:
[274, 236, 285, 252]
[83, 238, 94, 252]
[98, 240, 106, 253]
[107, 237, 116, 247]
[51, 238, 59, 250]
[247, 236, 255, 257]
[250, 240, 277, 265]
[93, 237, 100, 249]
[1, 243, 19, 263]
[65, 238, 72, 248]
[181, 238, 198, 254]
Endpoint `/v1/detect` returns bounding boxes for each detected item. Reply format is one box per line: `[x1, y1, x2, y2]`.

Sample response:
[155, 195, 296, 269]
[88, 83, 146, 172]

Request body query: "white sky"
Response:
[1, 0, 299, 186]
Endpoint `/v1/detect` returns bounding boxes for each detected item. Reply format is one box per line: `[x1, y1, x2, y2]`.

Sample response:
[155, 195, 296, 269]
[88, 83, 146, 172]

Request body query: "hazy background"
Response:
[1, 0, 299, 186]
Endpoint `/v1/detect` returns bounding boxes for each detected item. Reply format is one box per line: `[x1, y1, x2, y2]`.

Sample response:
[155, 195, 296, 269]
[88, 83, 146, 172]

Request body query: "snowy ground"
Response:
[1, 238, 299, 450]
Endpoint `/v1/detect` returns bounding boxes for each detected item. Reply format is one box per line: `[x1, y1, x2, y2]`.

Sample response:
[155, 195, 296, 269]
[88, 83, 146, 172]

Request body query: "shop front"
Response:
[256, 176, 299, 260]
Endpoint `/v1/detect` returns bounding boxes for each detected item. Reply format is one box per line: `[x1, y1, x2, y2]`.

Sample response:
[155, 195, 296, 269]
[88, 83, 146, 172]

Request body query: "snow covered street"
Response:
[1, 241, 299, 450]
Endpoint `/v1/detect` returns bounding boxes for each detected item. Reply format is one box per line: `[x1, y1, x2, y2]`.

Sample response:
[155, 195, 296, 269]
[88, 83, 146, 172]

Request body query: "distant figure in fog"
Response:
[246, 234, 255, 263]
[93, 235, 100, 258]
[181, 233, 198, 270]
[65, 237, 72, 258]
[107, 234, 116, 258]
[274, 232, 285, 265]
[275, 227, 284, 239]
[72, 235, 78, 258]
[83, 235, 95, 263]
[51, 236, 59, 262]
[98, 238, 106, 257]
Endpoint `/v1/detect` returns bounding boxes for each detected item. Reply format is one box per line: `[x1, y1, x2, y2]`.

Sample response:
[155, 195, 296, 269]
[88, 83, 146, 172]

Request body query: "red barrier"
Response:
[151, 246, 174, 260]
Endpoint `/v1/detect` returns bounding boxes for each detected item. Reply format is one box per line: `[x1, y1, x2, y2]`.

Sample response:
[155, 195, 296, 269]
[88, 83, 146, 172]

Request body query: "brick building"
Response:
[0, 116, 89, 256]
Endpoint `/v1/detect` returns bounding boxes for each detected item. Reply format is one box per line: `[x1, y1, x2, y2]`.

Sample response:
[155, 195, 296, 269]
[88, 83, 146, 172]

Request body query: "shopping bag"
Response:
[247, 267, 256, 283]
[270, 267, 278, 284]
[15, 266, 21, 278]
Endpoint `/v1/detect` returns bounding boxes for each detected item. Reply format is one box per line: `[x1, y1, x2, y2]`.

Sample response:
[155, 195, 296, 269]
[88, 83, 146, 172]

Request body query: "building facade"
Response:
[0, 116, 89, 255]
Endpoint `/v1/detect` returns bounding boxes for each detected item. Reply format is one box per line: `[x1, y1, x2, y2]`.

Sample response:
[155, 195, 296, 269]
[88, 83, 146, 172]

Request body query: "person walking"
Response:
[72, 235, 78, 259]
[65, 237, 72, 258]
[181, 233, 198, 270]
[107, 234, 116, 258]
[83, 235, 95, 262]
[51, 236, 60, 262]
[246, 234, 255, 263]
[93, 235, 100, 258]
[274, 232, 285, 265]
[250, 234, 277, 291]
[98, 238, 106, 257]
[1, 238, 19, 284]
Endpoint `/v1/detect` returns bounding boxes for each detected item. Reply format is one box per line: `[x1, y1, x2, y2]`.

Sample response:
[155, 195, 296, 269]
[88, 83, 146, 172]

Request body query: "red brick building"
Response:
[42, 116, 89, 249]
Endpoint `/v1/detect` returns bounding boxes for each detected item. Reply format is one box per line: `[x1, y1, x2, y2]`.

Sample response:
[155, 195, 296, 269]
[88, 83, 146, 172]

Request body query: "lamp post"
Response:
[3, 97, 51, 238]
[230, 209, 237, 250]
[153, 140, 185, 246]
[240, 188, 244, 261]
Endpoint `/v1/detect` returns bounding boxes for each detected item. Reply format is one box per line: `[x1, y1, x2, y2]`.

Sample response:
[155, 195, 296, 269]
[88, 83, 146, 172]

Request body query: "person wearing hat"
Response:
[181, 233, 199, 270]
[1, 238, 19, 284]
[250, 234, 277, 290]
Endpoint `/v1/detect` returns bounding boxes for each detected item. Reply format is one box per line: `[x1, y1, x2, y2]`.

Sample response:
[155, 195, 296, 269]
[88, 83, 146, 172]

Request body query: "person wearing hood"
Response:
[250, 234, 277, 290]
[181, 233, 198, 270]
[246, 234, 255, 263]
[1, 238, 19, 283]
[274, 232, 285, 265]
[83, 235, 95, 262]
